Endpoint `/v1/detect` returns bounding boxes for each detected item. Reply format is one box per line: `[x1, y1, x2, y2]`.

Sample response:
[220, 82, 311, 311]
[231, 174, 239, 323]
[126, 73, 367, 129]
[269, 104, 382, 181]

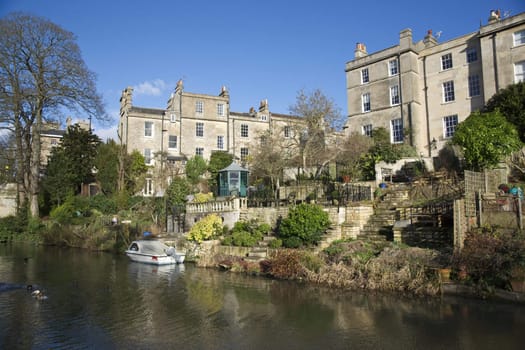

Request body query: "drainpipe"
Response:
[491, 33, 499, 92]
[226, 102, 230, 153]
[179, 90, 183, 156]
[423, 56, 432, 157]
[160, 112, 165, 173]
[396, 53, 410, 145]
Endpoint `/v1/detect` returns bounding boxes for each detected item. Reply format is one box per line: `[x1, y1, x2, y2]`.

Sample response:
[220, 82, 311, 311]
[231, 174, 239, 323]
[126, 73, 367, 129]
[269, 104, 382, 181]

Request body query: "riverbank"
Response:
[186, 238, 446, 296]
[182, 237, 525, 303]
[442, 282, 525, 304]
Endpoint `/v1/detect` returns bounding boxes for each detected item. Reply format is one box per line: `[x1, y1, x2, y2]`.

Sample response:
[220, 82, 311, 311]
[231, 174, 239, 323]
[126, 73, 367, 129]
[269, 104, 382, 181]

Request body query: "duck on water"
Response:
[0, 283, 47, 300]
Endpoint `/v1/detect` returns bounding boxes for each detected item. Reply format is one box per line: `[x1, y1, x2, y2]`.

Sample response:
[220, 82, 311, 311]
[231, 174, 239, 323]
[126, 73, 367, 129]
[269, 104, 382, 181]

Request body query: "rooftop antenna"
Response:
[503, 10, 511, 18]
[435, 31, 442, 39]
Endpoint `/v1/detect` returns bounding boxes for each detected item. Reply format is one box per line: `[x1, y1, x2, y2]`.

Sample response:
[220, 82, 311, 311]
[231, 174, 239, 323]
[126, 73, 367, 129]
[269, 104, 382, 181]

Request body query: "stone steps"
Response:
[244, 236, 277, 261]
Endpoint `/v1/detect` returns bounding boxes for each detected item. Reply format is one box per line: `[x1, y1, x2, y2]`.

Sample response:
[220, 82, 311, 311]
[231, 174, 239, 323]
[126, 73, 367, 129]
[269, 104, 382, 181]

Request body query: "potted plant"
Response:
[510, 264, 525, 293]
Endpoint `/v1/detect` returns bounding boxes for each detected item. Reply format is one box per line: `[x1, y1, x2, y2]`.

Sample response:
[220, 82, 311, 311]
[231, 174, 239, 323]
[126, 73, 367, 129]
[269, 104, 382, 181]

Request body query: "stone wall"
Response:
[242, 207, 289, 229]
[0, 183, 16, 218]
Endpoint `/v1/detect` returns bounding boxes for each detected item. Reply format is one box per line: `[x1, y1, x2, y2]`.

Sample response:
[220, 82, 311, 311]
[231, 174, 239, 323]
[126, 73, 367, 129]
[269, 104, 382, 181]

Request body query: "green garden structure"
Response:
[218, 162, 249, 197]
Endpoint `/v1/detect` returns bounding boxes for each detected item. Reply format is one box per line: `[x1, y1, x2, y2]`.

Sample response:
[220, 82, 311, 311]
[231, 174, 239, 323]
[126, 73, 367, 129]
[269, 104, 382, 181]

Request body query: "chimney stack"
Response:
[354, 42, 367, 58]
[488, 9, 501, 23]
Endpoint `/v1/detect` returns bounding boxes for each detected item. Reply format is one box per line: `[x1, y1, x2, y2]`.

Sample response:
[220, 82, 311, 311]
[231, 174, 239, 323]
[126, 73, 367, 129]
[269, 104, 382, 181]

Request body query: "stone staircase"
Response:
[315, 225, 342, 253]
[357, 186, 409, 242]
[245, 236, 275, 261]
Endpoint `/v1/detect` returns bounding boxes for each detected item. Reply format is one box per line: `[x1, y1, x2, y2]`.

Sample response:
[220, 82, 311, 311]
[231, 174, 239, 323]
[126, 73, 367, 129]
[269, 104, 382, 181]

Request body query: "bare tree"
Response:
[249, 128, 297, 201]
[336, 132, 374, 180]
[0, 13, 106, 217]
[288, 89, 343, 178]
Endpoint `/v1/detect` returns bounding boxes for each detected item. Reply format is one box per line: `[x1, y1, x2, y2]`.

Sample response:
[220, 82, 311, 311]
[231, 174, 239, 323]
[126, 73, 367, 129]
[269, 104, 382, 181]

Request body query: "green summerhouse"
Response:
[218, 162, 249, 197]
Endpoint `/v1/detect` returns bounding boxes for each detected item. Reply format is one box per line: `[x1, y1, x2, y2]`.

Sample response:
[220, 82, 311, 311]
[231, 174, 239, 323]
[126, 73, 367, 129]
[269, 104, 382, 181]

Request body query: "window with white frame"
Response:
[362, 124, 373, 137]
[361, 68, 369, 84]
[443, 81, 455, 102]
[514, 30, 525, 46]
[284, 126, 291, 138]
[515, 61, 525, 83]
[390, 118, 403, 143]
[217, 103, 225, 117]
[362, 93, 371, 112]
[260, 114, 267, 121]
[443, 115, 458, 139]
[195, 147, 204, 156]
[468, 75, 481, 97]
[217, 135, 224, 150]
[195, 100, 204, 114]
[144, 148, 152, 165]
[168, 135, 177, 149]
[170, 113, 176, 122]
[196, 122, 204, 137]
[240, 124, 249, 138]
[144, 121, 153, 137]
[51, 139, 58, 146]
[466, 47, 478, 63]
[388, 59, 399, 76]
[390, 85, 400, 105]
[144, 178, 153, 196]
[441, 53, 453, 70]
[240, 147, 249, 162]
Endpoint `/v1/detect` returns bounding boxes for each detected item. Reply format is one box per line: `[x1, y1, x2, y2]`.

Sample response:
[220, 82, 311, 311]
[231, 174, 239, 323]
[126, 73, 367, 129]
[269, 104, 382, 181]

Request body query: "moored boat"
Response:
[125, 240, 185, 265]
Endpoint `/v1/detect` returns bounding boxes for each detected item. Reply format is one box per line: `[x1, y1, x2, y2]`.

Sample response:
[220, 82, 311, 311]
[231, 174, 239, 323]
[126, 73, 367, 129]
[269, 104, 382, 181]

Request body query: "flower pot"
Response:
[439, 268, 451, 283]
[511, 279, 525, 293]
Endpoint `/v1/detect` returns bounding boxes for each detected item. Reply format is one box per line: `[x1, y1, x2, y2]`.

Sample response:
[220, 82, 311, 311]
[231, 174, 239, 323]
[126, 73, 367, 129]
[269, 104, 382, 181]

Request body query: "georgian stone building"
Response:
[119, 80, 304, 196]
[344, 10, 525, 157]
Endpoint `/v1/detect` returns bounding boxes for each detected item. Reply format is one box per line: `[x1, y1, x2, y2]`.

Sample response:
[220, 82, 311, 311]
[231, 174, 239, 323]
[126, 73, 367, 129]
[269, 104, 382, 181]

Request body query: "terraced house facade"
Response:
[344, 10, 525, 157]
[119, 80, 303, 196]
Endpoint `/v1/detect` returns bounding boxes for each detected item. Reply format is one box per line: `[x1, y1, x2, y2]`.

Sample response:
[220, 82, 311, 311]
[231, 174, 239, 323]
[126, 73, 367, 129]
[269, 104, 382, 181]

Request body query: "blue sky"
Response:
[1, 0, 523, 140]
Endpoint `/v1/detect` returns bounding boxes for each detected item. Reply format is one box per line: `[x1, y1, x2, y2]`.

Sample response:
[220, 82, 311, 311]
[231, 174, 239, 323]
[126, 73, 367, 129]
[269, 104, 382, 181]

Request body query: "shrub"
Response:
[221, 219, 268, 247]
[89, 194, 117, 214]
[268, 238, 282, 248]
[282, 236, 303, 248]
[266, 249, 309, 280]
[322, 238, 388, 266]
[278, 203, 330, 246]
[50, 195, 93, 225]
[231, 230, 261, 247]
[188, 214, 223, 243]
[194, 192, 214, 203]
[452, 226, 525, 290]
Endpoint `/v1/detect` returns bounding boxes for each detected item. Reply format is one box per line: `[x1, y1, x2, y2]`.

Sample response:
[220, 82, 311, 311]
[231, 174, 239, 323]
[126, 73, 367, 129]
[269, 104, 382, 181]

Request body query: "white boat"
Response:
[125, 240, 185, 265]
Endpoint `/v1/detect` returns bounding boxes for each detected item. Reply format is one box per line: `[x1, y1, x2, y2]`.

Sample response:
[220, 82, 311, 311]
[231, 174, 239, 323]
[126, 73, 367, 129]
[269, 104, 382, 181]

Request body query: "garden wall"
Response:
[0, 183, 16, 218]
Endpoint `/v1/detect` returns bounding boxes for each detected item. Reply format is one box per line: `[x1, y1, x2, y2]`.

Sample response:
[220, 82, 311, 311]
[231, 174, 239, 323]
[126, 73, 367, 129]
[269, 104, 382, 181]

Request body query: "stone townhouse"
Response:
[344, 10, 525, 158]
[118, 80, 304, 196]
[40, 117, 90, 166]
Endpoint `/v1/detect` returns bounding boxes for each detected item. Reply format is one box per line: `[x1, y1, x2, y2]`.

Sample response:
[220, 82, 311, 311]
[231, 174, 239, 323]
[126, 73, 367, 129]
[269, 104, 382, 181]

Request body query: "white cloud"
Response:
[133, 79, 168, 96]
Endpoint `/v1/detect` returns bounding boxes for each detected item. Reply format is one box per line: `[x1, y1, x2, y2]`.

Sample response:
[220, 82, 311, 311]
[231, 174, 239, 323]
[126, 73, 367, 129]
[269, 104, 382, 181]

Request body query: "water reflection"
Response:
[1, 243, 525, 349]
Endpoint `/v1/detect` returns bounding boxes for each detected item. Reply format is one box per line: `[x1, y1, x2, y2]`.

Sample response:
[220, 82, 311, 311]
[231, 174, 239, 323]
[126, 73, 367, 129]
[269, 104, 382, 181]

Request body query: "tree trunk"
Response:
[28, 106, 43, 218]
[14, 117, 26, 211]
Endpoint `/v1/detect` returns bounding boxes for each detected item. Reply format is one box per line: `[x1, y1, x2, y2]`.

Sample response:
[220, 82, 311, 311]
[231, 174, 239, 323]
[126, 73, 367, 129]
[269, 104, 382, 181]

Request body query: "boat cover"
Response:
[137, 240, 169, 255]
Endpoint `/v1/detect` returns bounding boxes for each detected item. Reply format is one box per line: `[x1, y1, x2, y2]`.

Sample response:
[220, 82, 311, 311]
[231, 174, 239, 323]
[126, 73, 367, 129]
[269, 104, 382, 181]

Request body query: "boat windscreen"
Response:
[139, 241, 169, 255]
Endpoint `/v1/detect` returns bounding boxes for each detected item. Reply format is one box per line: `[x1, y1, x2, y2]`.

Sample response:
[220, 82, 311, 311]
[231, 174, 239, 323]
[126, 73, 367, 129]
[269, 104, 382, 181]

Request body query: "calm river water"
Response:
[1, 243, 525, 350]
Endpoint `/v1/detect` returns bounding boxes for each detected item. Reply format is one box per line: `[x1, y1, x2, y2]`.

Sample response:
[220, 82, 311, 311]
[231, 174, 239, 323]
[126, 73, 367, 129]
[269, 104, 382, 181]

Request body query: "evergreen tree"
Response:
[42, 124, 100, 207]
